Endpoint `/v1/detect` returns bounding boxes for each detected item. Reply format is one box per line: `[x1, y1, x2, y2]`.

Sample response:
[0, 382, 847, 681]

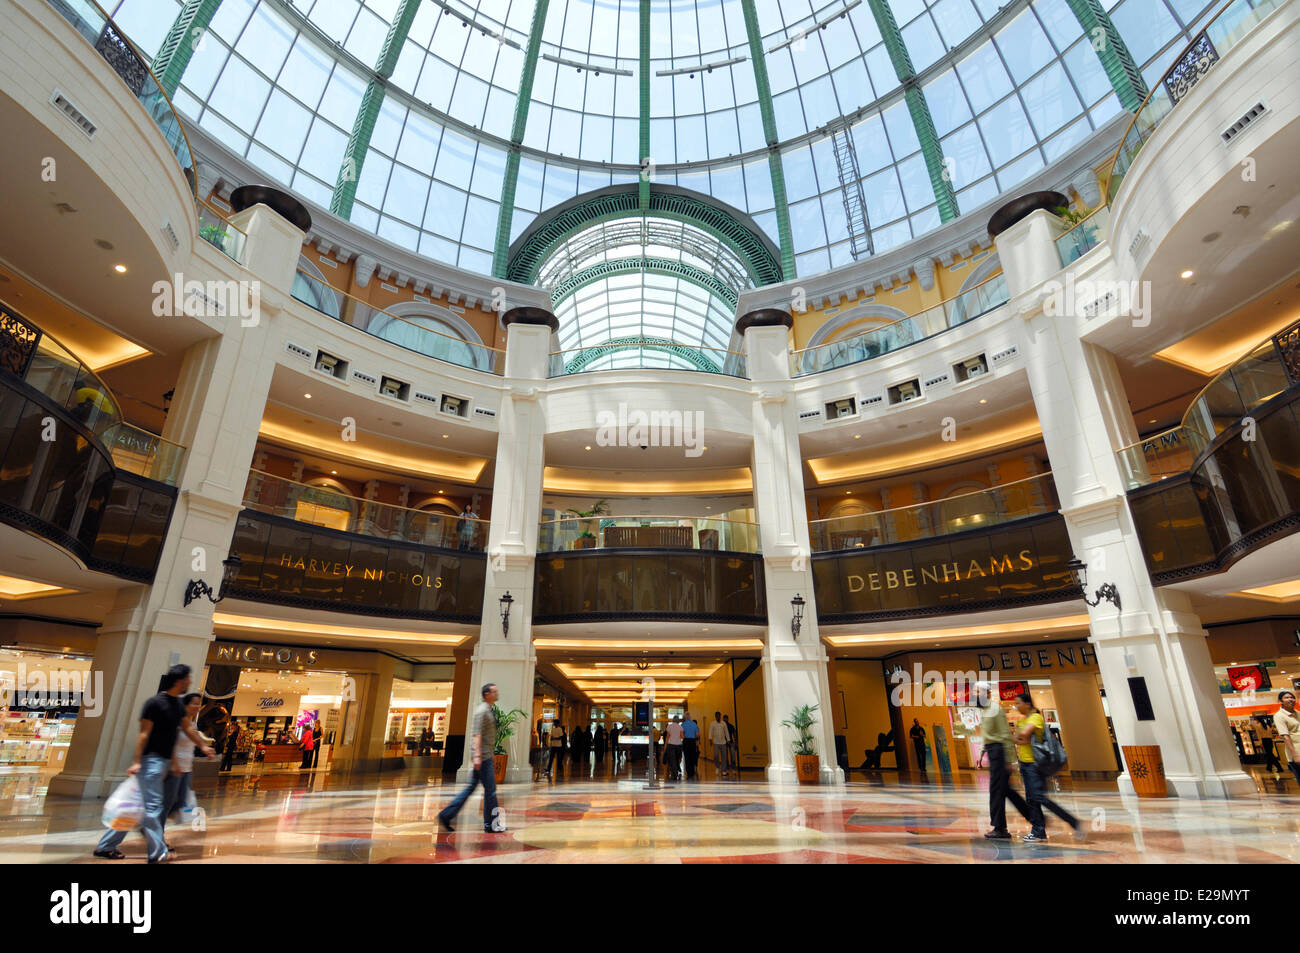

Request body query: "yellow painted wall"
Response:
[733, 662, 769, 769]
[684, 661, 740, 764]
[832, 660, 896, 769]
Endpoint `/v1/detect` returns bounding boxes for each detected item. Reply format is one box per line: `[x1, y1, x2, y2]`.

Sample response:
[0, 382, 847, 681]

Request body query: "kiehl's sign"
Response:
[813, 514, 1076, 618]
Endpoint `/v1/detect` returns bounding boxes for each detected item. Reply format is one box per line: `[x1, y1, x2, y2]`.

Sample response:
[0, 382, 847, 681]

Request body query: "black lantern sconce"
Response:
[1065, 558, 1121, 611]
[791, 593, 806, 639]
[499, 591, 515, 637]
[184, 551, 242, 608]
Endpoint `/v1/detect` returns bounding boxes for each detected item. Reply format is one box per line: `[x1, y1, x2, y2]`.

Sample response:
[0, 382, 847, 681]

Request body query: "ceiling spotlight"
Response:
[1180, 269, 1194, 279]
[331, 470, 337, 475]
[304, 393, 312, 399]
[979, 398, 988, 404]
[113, 264, 127, 273]
[442, 434, 449, 438]
[584, 445, 592, 450]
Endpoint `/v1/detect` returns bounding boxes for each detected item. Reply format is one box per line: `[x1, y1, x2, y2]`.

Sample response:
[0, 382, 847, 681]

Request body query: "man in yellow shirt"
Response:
[1272, 691, 1300, 785]
[1012, 693, 1083, 844]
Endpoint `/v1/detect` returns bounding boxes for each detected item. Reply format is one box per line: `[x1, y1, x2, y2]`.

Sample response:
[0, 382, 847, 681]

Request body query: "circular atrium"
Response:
[1, 0, 1300, 885]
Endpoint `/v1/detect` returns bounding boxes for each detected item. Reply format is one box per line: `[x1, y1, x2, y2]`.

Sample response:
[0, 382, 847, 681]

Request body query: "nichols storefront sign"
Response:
[813, 513, 1076, 621]
[214, 643, 320, 667]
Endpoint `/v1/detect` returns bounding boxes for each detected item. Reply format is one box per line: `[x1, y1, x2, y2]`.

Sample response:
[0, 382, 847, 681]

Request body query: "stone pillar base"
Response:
[1118, 769, 1256, 799]
[46, 771, 116, 800]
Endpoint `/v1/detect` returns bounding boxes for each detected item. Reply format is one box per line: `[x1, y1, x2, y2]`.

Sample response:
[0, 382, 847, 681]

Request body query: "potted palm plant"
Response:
[782, 703, 821, 784]
[565, 499, 609, 549]
[491, 703, 528, 783]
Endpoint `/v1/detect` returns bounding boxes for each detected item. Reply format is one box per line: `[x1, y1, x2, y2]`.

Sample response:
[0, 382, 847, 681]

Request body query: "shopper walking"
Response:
[163, 693, 210, 845]
[910, 719, 928, 774]
[594, 724, 607, 766]
[723, 715, 737, 771]
[298, 721, 316, 770]
[977, 687, 1031, 840]
[1273, 691, 1300, 785]
[312, 719, 325, 769]
[94, 664, 213, 862]
[438, 683, 503, 833]
[609, 723, 621, 772]
[220, 720, 240, 772]
[1012, 693, 1082, 843]
[547, 722, 566, 780]
[681, 710, 700, 780]
[664, 716, 684, 780]
[708, 711, 731, 778]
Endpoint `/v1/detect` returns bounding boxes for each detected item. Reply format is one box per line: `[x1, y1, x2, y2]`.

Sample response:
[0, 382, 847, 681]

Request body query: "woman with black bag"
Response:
[1012, 693, 1084, 844]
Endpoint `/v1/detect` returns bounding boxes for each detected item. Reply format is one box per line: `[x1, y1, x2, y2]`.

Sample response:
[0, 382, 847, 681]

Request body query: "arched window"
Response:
[936, 482, 992, 534]
[296, 478, 355, 531]
[368, 303, 489, 371]
[292, 256, 340, 319]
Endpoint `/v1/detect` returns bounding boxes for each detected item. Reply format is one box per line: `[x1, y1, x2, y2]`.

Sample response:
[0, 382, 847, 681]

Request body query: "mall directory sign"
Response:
[811, 513, 1076, 621]
[227, 509, 485, 620]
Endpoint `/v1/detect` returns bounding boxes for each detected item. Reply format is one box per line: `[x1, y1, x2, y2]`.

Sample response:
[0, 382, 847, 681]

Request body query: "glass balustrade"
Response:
[2, 302, 185, 484]
[537, 514, 761, 554]
[790, 273, 1009, 377]
[1106, 0, 1283, 203]
[46, 0, 196, 195]
[242, 470, 488, 551]
[809, 473, 1058, 553]
[548, 342, 748, 378]
[1118, 330, 1296, 487]
[196, 198, 247, 264]
[291, 270, 504, 375]
[1055, 205, 1112, 267]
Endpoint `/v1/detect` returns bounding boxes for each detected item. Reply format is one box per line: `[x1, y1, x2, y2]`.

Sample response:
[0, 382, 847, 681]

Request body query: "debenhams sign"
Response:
[846, 550, 1038, 592]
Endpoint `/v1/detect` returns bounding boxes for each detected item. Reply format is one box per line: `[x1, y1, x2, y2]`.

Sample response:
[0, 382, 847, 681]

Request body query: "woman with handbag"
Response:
[1012, 693, 1084, 844]
[299, 722, 315, 770]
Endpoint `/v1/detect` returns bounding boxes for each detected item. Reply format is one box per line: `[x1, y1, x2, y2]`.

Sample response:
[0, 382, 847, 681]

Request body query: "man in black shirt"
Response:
[94, 664, 213, 863]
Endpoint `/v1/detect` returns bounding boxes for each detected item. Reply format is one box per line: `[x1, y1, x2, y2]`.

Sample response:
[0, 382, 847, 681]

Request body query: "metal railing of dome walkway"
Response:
[242, 469, 489, 550]
[1104, 0, 1287, 204]
[537, 514, 761, 554]
[290, 269, 506, 375]
[788, 271, 1009, 377]
[0, 301, 186, 485]
[1118, 320, 1299, 488]
[45, 0, 196, 196]
[547, 340, 749, 378]
[809, 472, 1058, 553]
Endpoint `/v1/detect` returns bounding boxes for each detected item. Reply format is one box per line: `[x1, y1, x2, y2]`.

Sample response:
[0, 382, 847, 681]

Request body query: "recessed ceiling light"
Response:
[585, 445, 592, 450]
[113, 264, 127, 273]
[979, 398, 987, 404]
[331, 470, 337, 475]
[1180, 269, 1194, 279]
[1148, 419, 1157, 424]
[853, 434, 860, 439]
[442, 434, 449, 438]
[304, 393, 312, 399]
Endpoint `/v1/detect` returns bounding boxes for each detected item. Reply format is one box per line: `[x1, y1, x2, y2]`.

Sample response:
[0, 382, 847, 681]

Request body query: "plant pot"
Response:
[493, 753, 508, 784]
[794, 754, 820, 784]
[573, 536, 596, 550]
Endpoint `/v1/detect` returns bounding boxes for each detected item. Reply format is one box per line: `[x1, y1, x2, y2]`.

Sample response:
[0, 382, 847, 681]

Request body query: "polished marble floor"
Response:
[4, 760, 1300, 864]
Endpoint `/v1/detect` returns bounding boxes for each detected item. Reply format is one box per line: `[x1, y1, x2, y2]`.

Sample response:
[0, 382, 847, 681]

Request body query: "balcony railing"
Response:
[538, 514, 761, 554]
[789, 272, 1009, 377]
[548, 341, 748, 379]
[291, 270, 505, 375]
[46, 0, 196, 195]
[1, 302, 185, 484]
[809, 473, 1058, 553]
[1105, 0, 1284, 203]
[242, 470, 488, 551]
[1118, 324, 1297, 487]
[1055, 205, 1112, 267]
[196, 197, 247, 265]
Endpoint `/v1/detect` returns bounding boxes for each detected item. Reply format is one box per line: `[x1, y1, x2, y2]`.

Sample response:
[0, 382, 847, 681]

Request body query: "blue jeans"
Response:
[1018, 760, 1078, 837]
[163, 771, 191, 834]
[98, 754, 169, 861]
[440, 762, 500, 831]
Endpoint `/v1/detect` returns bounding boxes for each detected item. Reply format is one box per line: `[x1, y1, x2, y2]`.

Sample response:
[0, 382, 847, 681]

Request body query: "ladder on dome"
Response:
[829, 121, 873, 260]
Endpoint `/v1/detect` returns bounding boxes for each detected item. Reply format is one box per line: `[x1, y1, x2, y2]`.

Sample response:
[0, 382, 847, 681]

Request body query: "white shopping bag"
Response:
[102, 777, 145, 831]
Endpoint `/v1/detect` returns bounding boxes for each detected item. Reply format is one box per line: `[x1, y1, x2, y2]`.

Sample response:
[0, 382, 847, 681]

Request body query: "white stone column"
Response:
[742, 311, 844, 786]
[999, 209, 1252, 798]
[49, 205, 299, 798]
[456, 312, 552, 784]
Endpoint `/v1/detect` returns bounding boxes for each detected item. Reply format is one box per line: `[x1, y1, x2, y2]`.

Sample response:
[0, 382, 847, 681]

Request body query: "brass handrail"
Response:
[809, 472, 1055, 526]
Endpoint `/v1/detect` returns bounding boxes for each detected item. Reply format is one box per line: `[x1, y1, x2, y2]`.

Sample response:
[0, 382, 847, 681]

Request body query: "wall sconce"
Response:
[791, 593, 806, 639]
[1065, 558, 1121, 611]
[499, 590, 514, 637]
[183, 552, 242, 608]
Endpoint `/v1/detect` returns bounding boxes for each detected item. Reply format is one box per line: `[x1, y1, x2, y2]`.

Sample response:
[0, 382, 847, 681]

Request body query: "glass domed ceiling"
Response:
[110, 0, 1215, 277]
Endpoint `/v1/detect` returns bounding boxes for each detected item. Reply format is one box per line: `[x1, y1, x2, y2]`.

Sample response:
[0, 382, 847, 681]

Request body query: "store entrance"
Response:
[530, 652, 767, 783]
[0, 647, 93, 776]
[200, 668, 351, 775]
